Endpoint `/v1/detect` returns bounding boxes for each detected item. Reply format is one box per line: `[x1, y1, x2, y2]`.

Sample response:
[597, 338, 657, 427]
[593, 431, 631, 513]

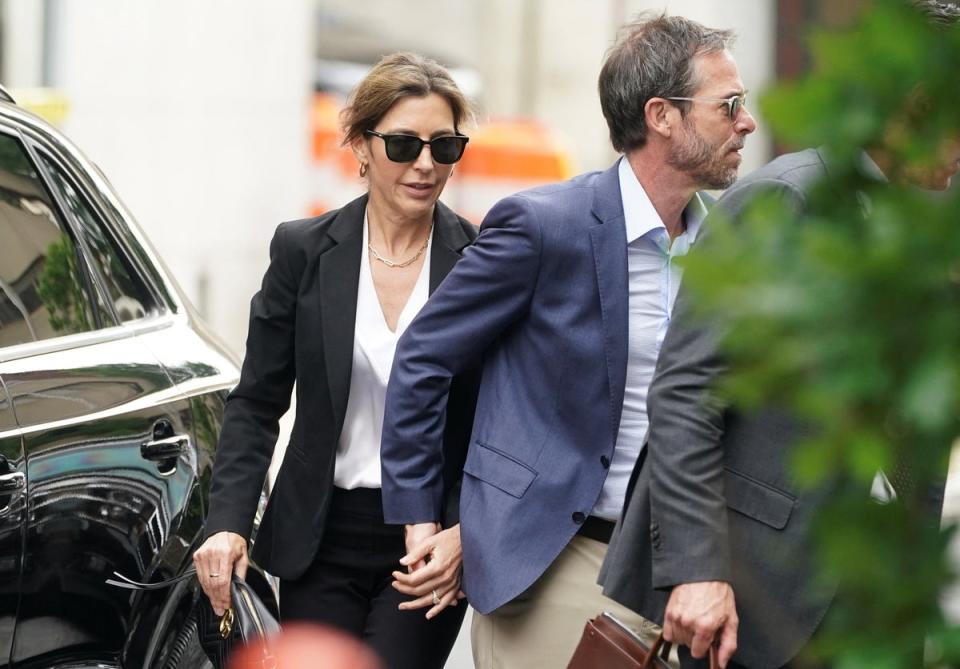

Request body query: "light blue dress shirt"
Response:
[592, 157, 707, 521]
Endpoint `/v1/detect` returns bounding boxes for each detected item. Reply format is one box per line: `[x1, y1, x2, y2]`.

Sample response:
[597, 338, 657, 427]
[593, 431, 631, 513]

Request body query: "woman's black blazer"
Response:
[204, 193, 479, 581]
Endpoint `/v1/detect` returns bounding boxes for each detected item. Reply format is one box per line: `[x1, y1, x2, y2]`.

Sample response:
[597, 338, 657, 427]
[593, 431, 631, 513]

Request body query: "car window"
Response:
[0, 132, 100, 347]
[38, 153, 158, 323]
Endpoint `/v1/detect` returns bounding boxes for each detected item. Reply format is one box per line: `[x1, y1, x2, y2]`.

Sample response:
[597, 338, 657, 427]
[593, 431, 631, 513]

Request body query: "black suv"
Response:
[0, 86, 274, 668]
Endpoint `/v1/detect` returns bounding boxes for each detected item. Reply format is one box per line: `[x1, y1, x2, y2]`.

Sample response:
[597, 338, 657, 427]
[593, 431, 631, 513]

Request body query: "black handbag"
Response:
[107, 565, 280, 669]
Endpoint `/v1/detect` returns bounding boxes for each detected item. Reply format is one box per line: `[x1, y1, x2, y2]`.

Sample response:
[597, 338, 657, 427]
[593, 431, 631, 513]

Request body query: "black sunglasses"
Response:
[365, 130, 469, 164]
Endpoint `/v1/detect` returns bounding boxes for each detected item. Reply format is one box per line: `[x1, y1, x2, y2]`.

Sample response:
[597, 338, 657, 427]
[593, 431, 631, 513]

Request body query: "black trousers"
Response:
[279, 487, 466, 669]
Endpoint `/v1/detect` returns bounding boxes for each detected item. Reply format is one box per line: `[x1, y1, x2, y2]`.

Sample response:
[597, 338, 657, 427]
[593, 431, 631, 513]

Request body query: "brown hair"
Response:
[912, 0, 960, 25]
[599, 13, 735, 152]
[341, 52, 472, 146]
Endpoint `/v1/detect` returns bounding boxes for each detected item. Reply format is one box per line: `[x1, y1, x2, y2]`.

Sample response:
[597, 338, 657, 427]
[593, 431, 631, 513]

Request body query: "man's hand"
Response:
[393, 523, 465, 619]
[403, 522, 441, 573]
[662, 581, 738, 668]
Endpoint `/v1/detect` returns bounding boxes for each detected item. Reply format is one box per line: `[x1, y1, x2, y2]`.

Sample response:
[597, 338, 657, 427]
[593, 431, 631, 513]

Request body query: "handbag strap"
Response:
[105, 565, 198, 590]
[642, 633, 719, 669]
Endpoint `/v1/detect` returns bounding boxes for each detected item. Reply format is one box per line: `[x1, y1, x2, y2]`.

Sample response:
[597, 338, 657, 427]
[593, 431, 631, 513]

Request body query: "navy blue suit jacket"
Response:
[381, 162, 631, 614]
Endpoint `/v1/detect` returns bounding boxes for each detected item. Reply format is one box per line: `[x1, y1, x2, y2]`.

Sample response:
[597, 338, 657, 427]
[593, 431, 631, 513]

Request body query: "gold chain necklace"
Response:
[368, 225, 432, 268]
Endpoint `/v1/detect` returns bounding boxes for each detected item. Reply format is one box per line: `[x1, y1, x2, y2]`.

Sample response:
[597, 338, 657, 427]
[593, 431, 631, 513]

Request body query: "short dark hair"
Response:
[598, 13, 735, 153]
[341, 52, 472, 147]
[912, 0, 960, 25]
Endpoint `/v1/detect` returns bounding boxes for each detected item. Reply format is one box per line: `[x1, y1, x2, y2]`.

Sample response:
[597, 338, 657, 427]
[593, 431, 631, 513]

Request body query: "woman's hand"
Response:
[392, 523, 466, 619]
[193, 531, 248, 615]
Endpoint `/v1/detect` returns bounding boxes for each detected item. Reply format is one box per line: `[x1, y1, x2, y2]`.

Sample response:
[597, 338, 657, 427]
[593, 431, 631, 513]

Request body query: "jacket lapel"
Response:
[429, 201, 472, 292]
[588, 163, 629, 446]
[320, 194, 366, 439]
[319, 196, 470, 438]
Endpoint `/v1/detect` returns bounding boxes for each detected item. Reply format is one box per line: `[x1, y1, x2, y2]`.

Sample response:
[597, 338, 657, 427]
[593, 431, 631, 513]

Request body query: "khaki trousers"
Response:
[471, 534, 677, 669]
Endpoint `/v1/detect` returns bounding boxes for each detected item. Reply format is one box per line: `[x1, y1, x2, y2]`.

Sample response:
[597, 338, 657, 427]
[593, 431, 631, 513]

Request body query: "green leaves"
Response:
[902, 354, 956, 431]
[682, 1, 960, 665]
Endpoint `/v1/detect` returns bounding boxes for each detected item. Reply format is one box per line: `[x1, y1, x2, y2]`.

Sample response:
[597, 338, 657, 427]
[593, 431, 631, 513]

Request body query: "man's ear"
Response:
[645, 98, 675, 139]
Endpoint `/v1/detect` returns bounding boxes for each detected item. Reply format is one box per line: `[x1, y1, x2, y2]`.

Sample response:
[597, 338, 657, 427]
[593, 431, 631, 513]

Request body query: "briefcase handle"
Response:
[644, 633, 718, 669]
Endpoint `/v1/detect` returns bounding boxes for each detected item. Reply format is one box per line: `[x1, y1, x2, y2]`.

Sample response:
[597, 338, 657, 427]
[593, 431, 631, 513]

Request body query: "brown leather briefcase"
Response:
[567, 611, 717, 669]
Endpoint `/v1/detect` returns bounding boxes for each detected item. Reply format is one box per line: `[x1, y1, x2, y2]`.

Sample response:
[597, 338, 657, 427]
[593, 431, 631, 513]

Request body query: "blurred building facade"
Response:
[1, 0, 314, 358]
[314, 0, 776, 184]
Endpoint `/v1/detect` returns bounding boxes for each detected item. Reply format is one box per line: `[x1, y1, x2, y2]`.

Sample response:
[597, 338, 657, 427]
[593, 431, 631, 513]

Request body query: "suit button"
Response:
[600, 455, 610, 469]
[572, 512, 586, 524]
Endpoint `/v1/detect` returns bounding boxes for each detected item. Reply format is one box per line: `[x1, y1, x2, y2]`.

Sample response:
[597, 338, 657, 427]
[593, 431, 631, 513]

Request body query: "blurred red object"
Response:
[228, 623, 384, 669]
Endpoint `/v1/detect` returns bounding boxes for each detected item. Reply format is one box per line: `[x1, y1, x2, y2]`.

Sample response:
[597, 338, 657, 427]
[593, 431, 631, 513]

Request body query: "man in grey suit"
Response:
[599, 3, 960, 668]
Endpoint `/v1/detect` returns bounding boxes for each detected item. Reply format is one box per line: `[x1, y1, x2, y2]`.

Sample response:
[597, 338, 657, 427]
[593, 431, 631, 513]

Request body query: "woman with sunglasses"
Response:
[192, 52, 477, 669]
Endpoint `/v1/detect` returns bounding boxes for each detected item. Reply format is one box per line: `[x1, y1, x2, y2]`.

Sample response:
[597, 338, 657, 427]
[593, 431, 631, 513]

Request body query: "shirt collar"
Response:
[684, 192, 707, 243]
[618, 156, 707, 244]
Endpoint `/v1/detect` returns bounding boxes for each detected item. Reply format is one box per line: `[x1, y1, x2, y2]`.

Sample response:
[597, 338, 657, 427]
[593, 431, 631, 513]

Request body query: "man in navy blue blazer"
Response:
[381, 13, 757, 669]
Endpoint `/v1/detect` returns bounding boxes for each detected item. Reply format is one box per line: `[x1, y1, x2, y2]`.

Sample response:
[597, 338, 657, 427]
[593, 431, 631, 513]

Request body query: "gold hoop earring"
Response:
[359, 163, 368, 178]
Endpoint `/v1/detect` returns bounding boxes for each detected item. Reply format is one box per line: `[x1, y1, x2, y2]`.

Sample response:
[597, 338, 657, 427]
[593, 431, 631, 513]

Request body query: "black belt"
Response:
[576, 515, 615, 544]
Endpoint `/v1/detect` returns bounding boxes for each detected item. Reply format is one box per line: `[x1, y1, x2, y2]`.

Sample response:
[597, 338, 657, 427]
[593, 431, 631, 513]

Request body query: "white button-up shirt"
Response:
[334, 213, 432, 489]
[592, 157, 706, 521]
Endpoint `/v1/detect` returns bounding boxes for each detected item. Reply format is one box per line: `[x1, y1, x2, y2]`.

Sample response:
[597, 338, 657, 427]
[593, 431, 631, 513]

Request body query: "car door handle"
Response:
[140, 435, 189, 461]
[0, 471, 25, 493]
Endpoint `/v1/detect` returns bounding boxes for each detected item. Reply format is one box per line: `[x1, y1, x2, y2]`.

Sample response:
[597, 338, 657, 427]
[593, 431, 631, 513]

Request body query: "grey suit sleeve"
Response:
[648, 178, 806, 588]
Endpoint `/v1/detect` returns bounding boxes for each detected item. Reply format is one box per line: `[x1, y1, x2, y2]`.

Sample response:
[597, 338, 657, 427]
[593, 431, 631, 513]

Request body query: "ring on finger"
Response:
[210, 573, 221, 578]
[432, 589, 440, 606]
